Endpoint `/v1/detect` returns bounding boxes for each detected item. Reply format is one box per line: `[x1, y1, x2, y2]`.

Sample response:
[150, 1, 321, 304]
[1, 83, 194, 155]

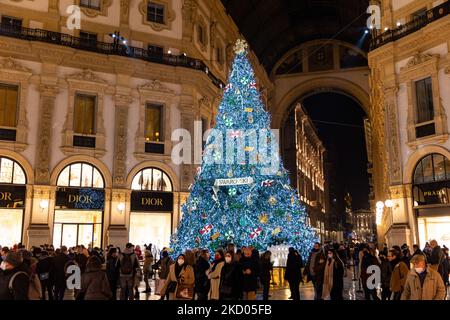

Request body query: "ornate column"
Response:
[384, 86, 402, 185]
[119, 0, 131, 38]
[179, 93, 196, 191]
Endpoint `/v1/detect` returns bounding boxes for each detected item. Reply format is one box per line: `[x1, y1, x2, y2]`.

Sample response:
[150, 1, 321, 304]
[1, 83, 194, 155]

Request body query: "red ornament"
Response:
[200, 224, 213, 235]
[261, 179, 275, 187]
[250, 227, 263, 239]
[249, 82, 257, 90]
[229, 130, 242, 138]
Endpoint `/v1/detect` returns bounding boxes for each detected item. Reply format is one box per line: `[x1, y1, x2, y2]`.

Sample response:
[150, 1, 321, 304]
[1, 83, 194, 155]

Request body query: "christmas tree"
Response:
[171, 40, 317, 259]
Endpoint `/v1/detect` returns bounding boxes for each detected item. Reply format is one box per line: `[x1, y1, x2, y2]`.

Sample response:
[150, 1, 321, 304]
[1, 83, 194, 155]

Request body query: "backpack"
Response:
[9, 271, 41, 300]
[121, 253, 134, 275]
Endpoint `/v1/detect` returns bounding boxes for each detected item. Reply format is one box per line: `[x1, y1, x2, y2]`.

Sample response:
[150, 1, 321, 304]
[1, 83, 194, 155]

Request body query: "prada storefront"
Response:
[413, 153, 450, 249]
[0, 157, 26, 248]
[53, 163, 105, 248]
[130, 168, 173, 250]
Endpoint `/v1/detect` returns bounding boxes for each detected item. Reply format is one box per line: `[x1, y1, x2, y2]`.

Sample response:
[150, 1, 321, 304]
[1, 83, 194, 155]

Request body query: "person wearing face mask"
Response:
[321, 249, 344, 300]
[1, 247, 9, 262]
[194, 249, 210, 300]
[388, 249, 409, 300]
[401, 253, 446, 300]
[0, 252, 29, 300]
[207, 249, 225, 300]
[360, 245, 380, 300]
[160, 254, 194, 300]
[220, 250, 243, 300]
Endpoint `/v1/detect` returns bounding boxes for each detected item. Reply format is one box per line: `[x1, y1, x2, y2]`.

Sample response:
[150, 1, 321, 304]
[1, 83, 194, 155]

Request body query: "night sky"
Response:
[302, 93, 370, 211]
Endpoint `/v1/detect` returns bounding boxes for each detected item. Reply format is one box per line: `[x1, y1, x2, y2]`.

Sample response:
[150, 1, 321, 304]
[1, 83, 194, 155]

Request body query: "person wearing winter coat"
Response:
[77, 256, 112, 300]
[219, 250, 243, 300]
[52, 246, 70, 300]
[388, 249, 409, 300]
[160, 254, 195, 300]
[240, 247, 258, 300]
[105, 248, 120, 300]
[75, 246, 89, 274]
[194, 250, 210, 300]
[118, 243, 141, 300]
[303, 242, 324, 300]
[379, 252, 392, 300]
[142, 250, 154, 293]
[36, 250, 54, 300]
[0, 252, 29, 300]
[322, 249, 344, 300]
[260, 251, 273, 300]
[360, 246, 380, 300]
[285, 247, 304, 301]
[401, 254, 446, 300]
[207, 250, 225, 300]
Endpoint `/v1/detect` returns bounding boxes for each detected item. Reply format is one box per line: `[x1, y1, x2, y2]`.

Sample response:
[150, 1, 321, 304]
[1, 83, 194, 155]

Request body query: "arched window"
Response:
[0, 157, 26, 184]
[413, 153, 450, 184]
[131, 167, 172, 192]
[57, 162, 104, 188]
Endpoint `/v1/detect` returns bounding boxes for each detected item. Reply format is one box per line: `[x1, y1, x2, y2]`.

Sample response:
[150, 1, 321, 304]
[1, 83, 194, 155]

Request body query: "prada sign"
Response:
[0, 185, 25, 208]
[131, 191, 173, 212]
[413, 181, 450, 206]
[56, 187, 105, 210]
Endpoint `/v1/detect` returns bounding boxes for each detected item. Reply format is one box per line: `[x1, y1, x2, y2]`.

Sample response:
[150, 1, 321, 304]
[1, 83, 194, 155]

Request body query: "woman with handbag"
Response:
[160, 254, 195, 300]
[207, 249, 225, 300]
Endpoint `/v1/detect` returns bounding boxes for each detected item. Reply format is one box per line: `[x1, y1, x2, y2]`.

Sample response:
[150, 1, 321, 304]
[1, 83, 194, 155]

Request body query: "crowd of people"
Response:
[0, 240, 448, 300]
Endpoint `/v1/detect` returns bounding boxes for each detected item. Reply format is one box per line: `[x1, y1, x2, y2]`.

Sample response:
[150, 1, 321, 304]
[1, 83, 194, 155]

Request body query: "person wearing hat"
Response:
[0, 252, 29, 300]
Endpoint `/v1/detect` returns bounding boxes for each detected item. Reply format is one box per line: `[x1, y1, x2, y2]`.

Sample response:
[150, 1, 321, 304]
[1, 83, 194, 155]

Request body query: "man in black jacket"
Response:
[37, 251, 54, 300]
[0, 252, 29, 300]
[53, 246, 70, 300]
[285, 247, 303, 300]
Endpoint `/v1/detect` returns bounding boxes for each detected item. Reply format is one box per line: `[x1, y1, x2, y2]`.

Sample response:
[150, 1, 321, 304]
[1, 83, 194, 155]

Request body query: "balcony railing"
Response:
[370, 1, 450, 51]
[0, 24, 225, 89]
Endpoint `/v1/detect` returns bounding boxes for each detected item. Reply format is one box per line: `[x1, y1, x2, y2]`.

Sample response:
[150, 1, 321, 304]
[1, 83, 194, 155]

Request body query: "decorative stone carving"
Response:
[138, 0, 176, 32]
[445, 66, 450, 74]
[120, 0, 130, 25]
[210, 21, 217, 48]
[0, 57, 31, 73]
[35, 85, 59, 184]
[67, 69, 109, 84]
[182, 0, 198, 41]
[384, 86, 402, 185]
[112, 102, 129, 187]
[138, 80, 174, 94]
[401, 52, 440, 71]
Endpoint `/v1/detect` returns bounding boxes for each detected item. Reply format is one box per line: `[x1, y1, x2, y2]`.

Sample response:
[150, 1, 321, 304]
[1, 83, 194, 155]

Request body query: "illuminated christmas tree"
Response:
[171, 40, 317, 259]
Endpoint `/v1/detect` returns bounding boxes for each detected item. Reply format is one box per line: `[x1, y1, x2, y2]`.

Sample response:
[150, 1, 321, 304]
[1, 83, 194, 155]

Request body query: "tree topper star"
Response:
[234, 39, 248, 54]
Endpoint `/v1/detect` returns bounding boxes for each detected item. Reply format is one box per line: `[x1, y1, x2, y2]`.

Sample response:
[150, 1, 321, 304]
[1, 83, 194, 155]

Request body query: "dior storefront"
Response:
[129, 167, 174, 250]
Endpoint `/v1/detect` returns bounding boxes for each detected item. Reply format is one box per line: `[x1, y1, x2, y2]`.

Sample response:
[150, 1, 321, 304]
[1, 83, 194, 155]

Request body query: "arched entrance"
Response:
[53, 162, 105, 248]
[0, 156, 27, 247]
[129, 167, 174, 250]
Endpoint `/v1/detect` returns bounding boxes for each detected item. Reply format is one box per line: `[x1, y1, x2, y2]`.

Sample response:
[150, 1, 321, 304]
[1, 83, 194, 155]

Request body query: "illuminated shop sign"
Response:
[0, 185, 25, 208]
[56, 187, 105, 210]
[413, 181, 450, 206]
[131, 191, 173, 212]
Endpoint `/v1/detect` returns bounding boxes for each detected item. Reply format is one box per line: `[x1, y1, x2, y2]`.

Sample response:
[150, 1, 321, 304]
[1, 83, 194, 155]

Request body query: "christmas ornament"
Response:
[268, 196, 277, 206]
[259, 214, 268, 224]
[195, 236, 200, 243]
[244, 146, 254, 152]
[196, 166, 202, 177]
[228, 187, 237, 196]
[291, 196, 295, 205]
[249, 82, 257, 90]
[239, 216, 247, 226]
[220, 215, 227, 225]
[246, 194, 253, 205]
[286, 214, 292, 222]
[272, 227, 282, 235]
[244, 107, 253, 113]
[210, 232, 220, 241]
[225, 230, 235, 240]
[201, 213, 208, 220]
[250, 227, 262, 239]
[224, 118, 233, 127]
[229, 130, 242, 138]
[224, 83, 233, 92]
[227, 170, 234, 178]
[213, 152, 221, 161]
[261, 179, 275, 187]
[248, 116, 254, 124]
[200, 224, 213, 235]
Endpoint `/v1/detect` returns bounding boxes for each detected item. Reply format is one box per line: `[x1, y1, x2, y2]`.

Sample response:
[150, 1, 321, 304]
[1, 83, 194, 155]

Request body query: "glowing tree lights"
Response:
[170, 40, 317, 259]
